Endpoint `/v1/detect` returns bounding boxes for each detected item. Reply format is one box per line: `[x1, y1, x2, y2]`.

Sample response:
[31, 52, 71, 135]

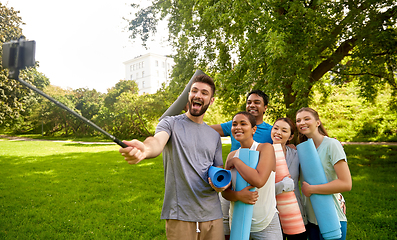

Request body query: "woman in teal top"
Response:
[295, 107, 352, 240]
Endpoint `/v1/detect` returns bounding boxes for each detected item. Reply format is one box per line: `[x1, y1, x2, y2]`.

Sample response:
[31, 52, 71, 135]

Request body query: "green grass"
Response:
[0, 140, 396, 239]
[0, 139, 165, 239]
[2, 133, 116, 142]
[342, 145, 397, 239]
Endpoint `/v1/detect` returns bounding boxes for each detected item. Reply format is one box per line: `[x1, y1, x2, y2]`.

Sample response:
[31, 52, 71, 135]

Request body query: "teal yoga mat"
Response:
[296, 139, 342, 240]
[230, 148, 259, 240]
[208, 166, 231, 188]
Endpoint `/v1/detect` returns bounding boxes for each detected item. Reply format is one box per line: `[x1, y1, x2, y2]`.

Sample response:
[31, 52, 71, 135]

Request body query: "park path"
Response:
[221, 137, 397, 146]
[1, 135, 397, 146]
[341, 141, 397, 146]
[0, 135, 116, 145]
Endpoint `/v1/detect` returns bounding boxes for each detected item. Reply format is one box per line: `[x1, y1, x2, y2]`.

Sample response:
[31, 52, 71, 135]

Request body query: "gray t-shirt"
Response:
[156, 114, 223, 222]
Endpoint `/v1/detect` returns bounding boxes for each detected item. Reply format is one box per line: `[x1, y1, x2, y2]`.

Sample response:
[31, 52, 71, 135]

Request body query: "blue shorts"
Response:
[306, 221, 347, 240]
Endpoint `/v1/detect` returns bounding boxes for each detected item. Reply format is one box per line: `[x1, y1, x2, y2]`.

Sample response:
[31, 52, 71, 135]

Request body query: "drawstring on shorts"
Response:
[196, 222, 201, 233]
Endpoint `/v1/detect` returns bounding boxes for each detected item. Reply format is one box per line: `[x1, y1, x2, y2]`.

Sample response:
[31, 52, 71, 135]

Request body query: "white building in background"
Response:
[123, 53, 175, 95]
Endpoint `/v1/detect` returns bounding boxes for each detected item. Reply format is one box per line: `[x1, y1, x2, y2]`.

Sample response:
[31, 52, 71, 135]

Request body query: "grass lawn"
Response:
[0, 139, 396, 239]
[342, 145, 397, 239]
[0, 140, 165, 239]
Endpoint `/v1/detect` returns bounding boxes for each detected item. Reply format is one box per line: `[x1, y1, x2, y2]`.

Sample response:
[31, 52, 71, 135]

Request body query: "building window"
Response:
[162, 62, 165, 68]
[130, 74, 133, 80]
[142, 71, 145, 78]
[136, 73, 139, 79]
[142, 81, 145, 88]
[142, 61, 145, 68]
[155, 60, 159, 67]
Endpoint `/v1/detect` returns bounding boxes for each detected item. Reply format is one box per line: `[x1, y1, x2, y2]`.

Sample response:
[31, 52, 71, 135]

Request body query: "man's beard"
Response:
[188, 100, 210, 117]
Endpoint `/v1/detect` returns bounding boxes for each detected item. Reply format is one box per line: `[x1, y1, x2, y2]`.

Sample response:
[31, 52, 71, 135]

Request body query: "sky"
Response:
[4, 0, 173, 93]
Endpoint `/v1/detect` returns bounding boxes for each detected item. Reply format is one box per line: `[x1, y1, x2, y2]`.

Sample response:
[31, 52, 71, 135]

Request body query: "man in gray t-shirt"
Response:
[157, 114, 224, 222]
[119, 74, 229, 240]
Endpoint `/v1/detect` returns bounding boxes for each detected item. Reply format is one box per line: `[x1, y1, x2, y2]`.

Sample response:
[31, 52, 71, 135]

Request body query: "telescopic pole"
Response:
[16, 77, 128, 148]
[3, 37, 128, 148]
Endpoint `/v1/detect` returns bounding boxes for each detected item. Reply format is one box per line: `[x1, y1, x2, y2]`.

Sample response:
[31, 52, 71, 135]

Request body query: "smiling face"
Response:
[271, 120, 293, 145]
[231, 113, 257, 142]
[246, 93, 267, 119]
[188, 82, 214, 117]
[295, 110, 320, 137]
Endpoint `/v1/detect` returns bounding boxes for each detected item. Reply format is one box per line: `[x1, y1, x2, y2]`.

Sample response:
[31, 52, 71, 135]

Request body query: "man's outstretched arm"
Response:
[119, 131, 170, 164]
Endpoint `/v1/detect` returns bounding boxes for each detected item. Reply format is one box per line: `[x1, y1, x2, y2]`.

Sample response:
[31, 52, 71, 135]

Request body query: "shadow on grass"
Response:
[0, 150, 166, 240]
[63, 143, 117, 147]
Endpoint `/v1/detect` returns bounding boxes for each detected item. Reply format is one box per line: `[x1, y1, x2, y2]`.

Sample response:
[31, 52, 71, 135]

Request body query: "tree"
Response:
[104, 80, 139, 110]
[126, 0, 397, 119]
[113, 92, 155, 138]
[40, 85, 78, 136]
[0, 3, 50, 130]
[99, 80, 139, 135]
[73, 88, 104, 135]
[8, 69, 50, 133]
[0, 3, 27, 126]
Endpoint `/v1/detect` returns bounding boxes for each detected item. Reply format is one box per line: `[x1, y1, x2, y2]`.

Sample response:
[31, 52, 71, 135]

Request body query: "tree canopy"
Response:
[0, 3, 50, 127]
[0, 3, 24, 125]
[127, 0, 397, 119]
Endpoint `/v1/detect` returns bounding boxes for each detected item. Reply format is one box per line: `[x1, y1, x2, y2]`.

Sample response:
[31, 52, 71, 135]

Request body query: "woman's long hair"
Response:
[296, 107, 328, 143]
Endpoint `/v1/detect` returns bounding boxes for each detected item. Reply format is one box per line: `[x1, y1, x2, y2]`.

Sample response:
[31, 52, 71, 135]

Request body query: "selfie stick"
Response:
[2, 38, 128, 148]
[16, 78, 128, 148]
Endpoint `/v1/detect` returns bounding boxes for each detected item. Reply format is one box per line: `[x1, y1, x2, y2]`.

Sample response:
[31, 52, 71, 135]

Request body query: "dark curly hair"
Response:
[246, 90, 269, 106]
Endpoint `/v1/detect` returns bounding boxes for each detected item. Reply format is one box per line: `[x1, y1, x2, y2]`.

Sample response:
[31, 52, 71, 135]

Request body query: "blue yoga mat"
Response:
[208, 166, 231, 188]
[296, 139, 342, 240]
[230, 148, 259, 240]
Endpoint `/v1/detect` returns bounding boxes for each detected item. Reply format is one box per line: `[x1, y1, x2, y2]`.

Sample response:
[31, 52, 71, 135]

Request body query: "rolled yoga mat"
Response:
[296, 139, 342, 240]
[273, 144, 306, 235]
[159, 69, 207, 121]
[230, 148, 259, 240]
[208, 166, 231, 188]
